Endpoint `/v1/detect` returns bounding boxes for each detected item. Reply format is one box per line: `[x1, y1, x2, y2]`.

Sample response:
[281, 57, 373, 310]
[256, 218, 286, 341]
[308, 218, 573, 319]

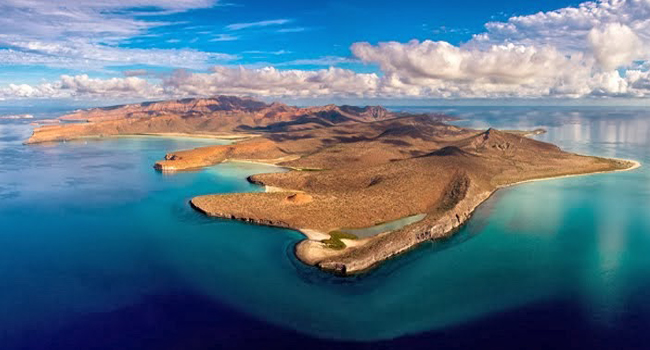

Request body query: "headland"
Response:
[26, 96, 640, 275]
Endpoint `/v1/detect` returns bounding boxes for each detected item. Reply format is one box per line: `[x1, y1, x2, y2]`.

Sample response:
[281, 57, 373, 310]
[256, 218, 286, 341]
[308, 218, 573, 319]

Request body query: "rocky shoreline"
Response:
[302, 187, 493, 275]
[24, 96, 642, 276]
[190, 159, 638, 275]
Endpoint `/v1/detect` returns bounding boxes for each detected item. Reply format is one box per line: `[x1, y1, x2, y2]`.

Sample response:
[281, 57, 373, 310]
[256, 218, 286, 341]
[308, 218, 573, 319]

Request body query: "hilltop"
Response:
[25, 96, 417, 144]
[182, 119, 635, 274]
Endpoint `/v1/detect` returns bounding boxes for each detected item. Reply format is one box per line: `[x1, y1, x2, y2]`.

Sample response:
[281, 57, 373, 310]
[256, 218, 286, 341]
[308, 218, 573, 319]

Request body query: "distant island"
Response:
[26, 96, 640, 275]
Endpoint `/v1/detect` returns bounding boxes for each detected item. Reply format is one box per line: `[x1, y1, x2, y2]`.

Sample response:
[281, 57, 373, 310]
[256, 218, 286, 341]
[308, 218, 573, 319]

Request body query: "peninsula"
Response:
[26, 96, 639, 275]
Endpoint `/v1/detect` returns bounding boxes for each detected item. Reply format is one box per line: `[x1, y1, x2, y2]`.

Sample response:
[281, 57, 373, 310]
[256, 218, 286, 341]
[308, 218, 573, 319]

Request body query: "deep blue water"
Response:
[1, 106, 650, 349]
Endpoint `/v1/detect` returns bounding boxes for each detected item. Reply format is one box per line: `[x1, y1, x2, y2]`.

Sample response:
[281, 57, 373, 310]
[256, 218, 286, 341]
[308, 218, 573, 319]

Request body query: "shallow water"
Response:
[1, 106, 650, 349]
[340, 214, 426, 238]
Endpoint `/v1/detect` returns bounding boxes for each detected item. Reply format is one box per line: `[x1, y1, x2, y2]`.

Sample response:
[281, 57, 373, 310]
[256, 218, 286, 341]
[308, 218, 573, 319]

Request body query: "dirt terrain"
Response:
[26, 96, 638, 275]
[25, 96, 414, 144]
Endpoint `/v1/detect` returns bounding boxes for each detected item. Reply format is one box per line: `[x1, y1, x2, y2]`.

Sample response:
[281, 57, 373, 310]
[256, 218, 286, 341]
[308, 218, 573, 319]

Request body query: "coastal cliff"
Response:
[25, 95, 639, 276]
[180, 119, 637, 275]
[314, 186, 492, 274]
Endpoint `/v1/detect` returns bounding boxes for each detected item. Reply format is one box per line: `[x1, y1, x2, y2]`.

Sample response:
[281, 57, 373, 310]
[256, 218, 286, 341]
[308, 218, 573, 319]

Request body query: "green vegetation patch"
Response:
[322, 230, 358, 250]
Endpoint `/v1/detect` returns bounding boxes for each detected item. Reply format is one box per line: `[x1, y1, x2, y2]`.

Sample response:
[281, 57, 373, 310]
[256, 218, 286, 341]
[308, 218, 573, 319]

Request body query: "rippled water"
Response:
[1, 106, 650, 349]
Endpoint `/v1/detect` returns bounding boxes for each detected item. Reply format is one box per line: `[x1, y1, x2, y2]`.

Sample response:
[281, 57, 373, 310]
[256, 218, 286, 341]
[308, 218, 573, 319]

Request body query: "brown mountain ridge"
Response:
[25, 96, 639, 275]
[26, 96, 413, 144]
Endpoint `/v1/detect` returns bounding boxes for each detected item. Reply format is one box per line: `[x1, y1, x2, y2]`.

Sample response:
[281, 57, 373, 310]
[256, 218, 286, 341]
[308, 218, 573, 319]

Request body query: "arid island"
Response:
[26, 96, 640, 275]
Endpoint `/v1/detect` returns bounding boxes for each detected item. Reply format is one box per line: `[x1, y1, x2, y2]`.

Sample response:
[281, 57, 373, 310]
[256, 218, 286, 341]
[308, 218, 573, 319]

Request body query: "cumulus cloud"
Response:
[479, 0, 650, 53]
[3, 0, 650, 100]
[58, 75, 163, 97]
[348, 39, 627, 98]
[352, 40, 579, 84]
[336, 0, 650, 99]
[627, 70, 650, 91]
[1, 68, 379, 100]
[0, 75, 162, 100]
[588, 23, 644, 70]
[162, 66, 380, 97]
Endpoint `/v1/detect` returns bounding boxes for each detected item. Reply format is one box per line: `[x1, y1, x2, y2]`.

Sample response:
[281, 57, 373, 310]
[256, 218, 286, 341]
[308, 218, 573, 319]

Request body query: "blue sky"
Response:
[0, 0, 649, 105]
[118, 0, 579, 68]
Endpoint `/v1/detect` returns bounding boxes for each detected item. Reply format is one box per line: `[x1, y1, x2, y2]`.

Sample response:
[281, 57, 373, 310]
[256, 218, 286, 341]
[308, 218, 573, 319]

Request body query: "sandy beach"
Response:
[135, 132, 258, 140]
[499, 158, 641, 190]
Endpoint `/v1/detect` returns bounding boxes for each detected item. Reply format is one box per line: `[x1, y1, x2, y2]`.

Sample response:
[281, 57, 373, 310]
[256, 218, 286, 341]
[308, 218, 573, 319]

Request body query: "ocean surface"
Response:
[1, 106, 650, 349]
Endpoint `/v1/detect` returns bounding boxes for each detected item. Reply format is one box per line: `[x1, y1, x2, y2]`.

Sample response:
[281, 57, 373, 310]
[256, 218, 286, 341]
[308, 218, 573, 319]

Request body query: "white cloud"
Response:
[3, 0, 650, 100]
[1, 68, 379, 100]
[226, 19, 291, 31]
[0, 0, 232, 70]
[0, 49, 79, 68]
[344, 0, 650, 99]
[210, 34, 240, 42]
[58, 74, 162, 96]
[277, 27, 307, 33]
[0, 40, 237, 70]
[588, 23, 644, 70]
[0, 74, 163, 100]
[626, 70, 650, 95]
[478, 0, 650, 58]
[244, 50, 292, 55]
[162, 66, 380, 97]
[350, 40, 607, 98]
[0, 0, 216, 40]
[352, 40, 573, 84]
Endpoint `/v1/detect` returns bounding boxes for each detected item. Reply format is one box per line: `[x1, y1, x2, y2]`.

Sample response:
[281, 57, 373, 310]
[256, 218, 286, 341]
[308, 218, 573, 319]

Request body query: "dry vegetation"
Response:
[184, 116, 632, 275]
[26, 96, 638, 275]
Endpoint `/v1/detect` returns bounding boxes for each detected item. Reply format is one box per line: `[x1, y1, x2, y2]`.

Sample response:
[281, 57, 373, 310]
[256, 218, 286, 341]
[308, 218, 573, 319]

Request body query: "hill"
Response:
[25, 96, 413, 144]
[24, 97, 638, 275]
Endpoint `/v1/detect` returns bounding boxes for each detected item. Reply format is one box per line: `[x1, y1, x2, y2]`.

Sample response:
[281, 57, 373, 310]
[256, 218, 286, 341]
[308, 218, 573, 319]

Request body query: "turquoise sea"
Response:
[1, 106, 649, 349]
